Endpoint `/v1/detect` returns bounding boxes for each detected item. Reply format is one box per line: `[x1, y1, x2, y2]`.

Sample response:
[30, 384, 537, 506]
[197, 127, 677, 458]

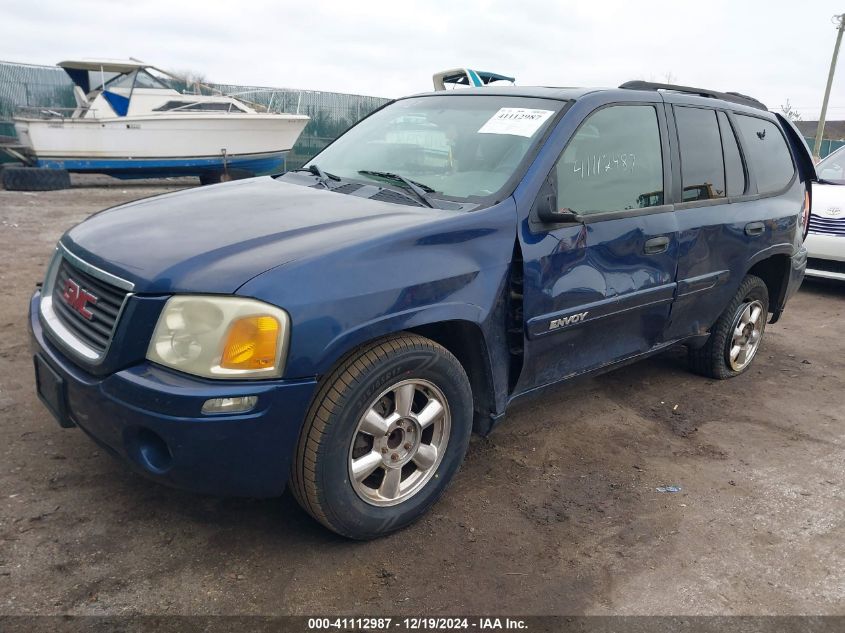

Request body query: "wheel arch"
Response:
[406, 320, 497, 435]
[745, 252, 792, 323]
[310, 307, 500, 436]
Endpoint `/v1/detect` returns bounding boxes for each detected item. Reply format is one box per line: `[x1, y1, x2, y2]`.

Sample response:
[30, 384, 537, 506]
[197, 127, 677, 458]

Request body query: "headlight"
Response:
[146, 296, 290, 379]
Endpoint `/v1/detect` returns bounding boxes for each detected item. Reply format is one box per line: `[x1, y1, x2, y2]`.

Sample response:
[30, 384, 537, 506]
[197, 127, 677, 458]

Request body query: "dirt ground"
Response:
[0, 175, 843, 616]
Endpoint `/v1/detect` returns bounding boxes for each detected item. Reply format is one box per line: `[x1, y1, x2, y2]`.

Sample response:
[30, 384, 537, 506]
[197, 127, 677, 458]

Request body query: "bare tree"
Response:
[780, 99, 802, 121]
[641, 71, 678, 84]
[168, 69, 209, 94]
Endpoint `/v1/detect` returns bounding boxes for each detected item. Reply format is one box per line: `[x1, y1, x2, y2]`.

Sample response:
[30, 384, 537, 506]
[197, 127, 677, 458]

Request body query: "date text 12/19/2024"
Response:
[307, 617, 528, 630]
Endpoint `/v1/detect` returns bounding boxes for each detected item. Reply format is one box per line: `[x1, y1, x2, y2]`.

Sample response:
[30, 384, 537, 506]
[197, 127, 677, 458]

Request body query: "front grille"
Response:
[808, 214, 845, 236]
[51, 257, 130, 354]
[807, 257, 845, 275]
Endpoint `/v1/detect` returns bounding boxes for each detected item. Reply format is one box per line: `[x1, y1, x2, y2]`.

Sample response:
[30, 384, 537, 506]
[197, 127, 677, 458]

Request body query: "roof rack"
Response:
[619, 80, 767, 111]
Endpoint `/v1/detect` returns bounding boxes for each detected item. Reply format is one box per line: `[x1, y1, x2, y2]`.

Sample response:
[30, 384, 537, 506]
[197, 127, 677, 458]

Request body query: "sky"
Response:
[2, 0, 844, 120]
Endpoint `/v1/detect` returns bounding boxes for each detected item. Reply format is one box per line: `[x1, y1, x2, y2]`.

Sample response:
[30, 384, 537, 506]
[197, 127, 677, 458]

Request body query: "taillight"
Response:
[800, 188, 811, 241]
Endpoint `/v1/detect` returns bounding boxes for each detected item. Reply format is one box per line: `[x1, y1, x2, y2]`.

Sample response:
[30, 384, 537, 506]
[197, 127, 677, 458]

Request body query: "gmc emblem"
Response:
[61, 278, 98, 320]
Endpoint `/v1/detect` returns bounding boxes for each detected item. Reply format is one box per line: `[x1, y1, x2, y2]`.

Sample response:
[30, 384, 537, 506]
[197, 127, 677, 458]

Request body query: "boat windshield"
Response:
[307, 95, 564, 201]
[103, 69, 170, 92]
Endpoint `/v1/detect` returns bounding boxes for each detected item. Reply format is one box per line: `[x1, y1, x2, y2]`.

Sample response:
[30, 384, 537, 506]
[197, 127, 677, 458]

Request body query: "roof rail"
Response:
[619, 80, 768, 111]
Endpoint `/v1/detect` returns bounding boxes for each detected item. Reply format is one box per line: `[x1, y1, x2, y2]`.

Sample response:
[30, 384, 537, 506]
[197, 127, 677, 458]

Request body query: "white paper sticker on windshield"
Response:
[477, 108, 555, 137]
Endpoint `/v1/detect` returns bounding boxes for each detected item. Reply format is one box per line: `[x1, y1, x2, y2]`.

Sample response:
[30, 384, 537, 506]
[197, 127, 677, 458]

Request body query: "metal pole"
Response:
[813, 13, 845, 160]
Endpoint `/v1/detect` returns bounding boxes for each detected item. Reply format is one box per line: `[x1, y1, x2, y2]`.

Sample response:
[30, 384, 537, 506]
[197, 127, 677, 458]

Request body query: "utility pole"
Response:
[813, 13, 845, 160]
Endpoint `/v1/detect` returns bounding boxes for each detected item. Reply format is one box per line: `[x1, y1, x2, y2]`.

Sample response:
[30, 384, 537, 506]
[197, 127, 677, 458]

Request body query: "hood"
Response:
[812, 181, 845, 218]
[63, 177, 450, 293]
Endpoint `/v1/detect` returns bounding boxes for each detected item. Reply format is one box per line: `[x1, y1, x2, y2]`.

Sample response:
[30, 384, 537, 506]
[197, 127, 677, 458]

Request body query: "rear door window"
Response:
[675, 107, 726, 202]
[734, 115, 795, 194]
[555, 105, 664, 214]
[718, 111, 746, 197]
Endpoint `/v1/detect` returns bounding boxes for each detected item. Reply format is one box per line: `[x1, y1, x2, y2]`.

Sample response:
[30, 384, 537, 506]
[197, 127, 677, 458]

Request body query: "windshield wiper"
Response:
[292, 164, 340, 189]
[357, 170, 435, 208]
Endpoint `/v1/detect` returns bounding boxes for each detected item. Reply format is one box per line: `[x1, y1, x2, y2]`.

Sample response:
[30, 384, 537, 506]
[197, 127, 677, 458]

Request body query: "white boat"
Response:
[12, 59, 309, 181]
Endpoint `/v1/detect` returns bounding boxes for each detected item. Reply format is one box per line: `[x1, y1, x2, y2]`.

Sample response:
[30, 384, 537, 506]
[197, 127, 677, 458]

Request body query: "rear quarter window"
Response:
[734, 115, 795, 194]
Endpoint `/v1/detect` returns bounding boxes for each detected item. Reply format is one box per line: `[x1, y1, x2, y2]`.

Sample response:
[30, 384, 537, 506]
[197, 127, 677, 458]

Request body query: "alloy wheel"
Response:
[727, 299, 765, 371]
[348, 379, 450, 507]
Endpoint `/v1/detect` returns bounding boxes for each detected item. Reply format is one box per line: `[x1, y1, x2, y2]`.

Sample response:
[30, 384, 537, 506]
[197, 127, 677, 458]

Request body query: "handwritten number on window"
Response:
[571, 152, 637, 179]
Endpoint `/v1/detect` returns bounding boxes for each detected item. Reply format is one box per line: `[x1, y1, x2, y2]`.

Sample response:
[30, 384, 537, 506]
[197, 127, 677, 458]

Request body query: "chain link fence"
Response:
[0, 60, 389, 169]
[0, 61, 75, 143]
[206, 83, 388, 168]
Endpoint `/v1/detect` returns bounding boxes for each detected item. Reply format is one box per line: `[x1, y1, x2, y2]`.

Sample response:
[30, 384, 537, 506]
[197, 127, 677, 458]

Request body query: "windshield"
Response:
[103, 69, 169, 94]
[307, 95, 564, 200]
[817, 145, 845, 184]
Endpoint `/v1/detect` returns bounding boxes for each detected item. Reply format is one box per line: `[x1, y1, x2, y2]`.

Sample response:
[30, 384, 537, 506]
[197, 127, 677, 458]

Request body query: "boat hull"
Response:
[32, 151, 288, 179]
[14, 113, 309, 177]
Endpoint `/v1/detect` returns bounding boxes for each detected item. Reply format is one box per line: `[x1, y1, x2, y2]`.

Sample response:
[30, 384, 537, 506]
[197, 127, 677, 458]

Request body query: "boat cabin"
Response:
[58, 59, 257, 119]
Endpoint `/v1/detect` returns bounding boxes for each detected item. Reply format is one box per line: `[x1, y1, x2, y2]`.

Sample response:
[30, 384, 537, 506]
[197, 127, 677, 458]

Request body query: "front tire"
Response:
[688, 275, 769, 379]
[291, 334, 473, 539]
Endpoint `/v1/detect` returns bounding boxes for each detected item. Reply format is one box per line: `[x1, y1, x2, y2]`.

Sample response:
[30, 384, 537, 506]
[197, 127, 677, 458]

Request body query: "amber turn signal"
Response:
[220, 315, 280, 370]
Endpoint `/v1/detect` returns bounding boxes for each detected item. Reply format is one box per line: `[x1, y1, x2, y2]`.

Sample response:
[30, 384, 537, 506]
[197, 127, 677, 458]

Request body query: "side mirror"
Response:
[534, 173, 580, 223]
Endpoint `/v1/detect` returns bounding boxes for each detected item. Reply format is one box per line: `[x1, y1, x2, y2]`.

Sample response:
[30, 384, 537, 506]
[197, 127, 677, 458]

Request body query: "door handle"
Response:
[644, 236, 670, 255]
[745, 222, 765, 236]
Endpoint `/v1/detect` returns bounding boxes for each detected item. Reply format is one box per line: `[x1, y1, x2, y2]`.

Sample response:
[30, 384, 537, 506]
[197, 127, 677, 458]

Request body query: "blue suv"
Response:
[30, 81, 815, 539]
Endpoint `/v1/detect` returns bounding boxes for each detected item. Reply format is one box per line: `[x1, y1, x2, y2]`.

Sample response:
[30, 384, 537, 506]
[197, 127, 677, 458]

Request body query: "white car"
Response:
[806, 145, 845, 280]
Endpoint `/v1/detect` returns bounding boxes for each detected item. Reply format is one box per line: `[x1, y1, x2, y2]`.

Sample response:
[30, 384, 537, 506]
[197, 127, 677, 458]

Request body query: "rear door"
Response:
[517, 102, 679, 392]
[664, 102, 800, 341]
[663, 105, 744, 340]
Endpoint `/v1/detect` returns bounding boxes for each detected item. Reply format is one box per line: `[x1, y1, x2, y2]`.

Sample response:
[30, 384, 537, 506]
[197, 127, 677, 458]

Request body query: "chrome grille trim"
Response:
[58, 243, 135, 291]
[39, 246, 133, 364]
[808, 214, 845, 236]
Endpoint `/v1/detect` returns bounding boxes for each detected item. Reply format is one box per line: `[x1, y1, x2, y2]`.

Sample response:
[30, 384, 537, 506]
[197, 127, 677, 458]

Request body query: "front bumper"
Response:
[805, 232, 845, 281]
[29, 291, 317, 498]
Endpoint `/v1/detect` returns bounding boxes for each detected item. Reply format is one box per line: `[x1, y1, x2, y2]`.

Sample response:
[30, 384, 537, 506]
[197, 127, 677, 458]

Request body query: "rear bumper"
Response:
[769, 246, 808, 324]
[30, 291, 317, 498]
[805, 232, 845, 281]
[784, 245, 807, 303]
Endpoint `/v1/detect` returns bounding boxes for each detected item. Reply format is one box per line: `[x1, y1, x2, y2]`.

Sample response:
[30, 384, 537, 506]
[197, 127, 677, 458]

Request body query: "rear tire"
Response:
[1, 166, 70, 191]
[291, 333, 473, 539]
[688, 275, 769, 379]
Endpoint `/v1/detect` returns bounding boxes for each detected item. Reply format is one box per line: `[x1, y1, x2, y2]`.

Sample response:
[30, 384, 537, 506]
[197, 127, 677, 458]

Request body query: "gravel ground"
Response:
[0, 176, 843, 616]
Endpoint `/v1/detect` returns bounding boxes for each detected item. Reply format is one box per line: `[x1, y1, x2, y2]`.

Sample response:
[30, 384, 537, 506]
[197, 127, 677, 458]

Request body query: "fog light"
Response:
[201, 396, 258, 415]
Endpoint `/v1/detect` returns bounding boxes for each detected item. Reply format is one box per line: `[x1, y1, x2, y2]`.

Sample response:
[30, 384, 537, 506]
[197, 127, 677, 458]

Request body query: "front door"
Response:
[517, 102, 679, 393]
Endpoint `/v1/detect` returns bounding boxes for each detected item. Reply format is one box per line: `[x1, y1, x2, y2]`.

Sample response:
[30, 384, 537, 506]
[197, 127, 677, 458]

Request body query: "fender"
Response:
[744, 241, 796, 270]
[313, 301, 487, 376]
[236, 200, 519, 387]
[744, 245, 804, 324]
